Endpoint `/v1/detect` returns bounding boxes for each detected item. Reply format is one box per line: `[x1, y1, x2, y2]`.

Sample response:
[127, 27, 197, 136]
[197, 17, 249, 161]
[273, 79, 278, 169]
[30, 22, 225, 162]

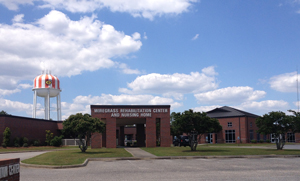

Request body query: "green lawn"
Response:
[22, 148, 132, 166]
[0, 146, 77, 152]
[141, 146, 300, 156]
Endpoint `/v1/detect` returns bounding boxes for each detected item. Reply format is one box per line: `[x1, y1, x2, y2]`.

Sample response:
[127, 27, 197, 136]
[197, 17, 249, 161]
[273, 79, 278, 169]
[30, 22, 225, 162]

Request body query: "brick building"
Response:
[0, 114, 62, 145]
[203, 106, 300, 144]
[90, 105, 171, 148]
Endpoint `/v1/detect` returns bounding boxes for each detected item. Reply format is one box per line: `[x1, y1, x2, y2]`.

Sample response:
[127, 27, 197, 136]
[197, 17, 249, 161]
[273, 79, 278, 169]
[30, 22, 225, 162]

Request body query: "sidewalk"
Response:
[125, 147, 156, 158]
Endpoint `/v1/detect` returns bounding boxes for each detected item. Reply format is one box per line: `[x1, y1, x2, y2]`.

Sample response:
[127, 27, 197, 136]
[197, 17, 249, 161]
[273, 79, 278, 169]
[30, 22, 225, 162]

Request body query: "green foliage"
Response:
[23, 137, 28, 147]
[45, 130, 54, 146]
[13, 137, 20, 147]
[63, 113, 106, 152]
[259, 140, 264, 143]
[250, 139, 257, 143]
[50, 136, 63, 147]
[2, 127, 11, 147]
[33, 140, 40, 146]
[171, 109, 222, 151]
[266, 139, 271, 143]
[0, 110, 9, 115]
[256, 111, 293, 150]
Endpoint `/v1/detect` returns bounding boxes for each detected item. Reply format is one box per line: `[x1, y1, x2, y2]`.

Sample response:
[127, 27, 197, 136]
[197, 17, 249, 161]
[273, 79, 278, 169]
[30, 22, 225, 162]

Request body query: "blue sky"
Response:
[0, 0, 300, 120]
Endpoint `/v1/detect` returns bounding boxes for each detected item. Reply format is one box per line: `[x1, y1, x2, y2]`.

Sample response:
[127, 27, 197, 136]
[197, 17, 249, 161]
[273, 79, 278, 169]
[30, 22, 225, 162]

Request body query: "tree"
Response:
[288, 110, 300, 133]
[45, 130, 54, 146]
[2, 127, 11, 147]
[0, 110, 9, 115]
[256, 111, 293, 150]
[171, 109, 222, 151]
[63, 113, 106, 152]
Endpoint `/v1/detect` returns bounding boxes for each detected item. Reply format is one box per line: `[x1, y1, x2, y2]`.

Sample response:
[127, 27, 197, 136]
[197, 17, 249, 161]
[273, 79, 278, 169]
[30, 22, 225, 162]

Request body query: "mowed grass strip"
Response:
[141, 146, 300, 156]
[22, 148, 132, 166]
[0, 146, 78, 153]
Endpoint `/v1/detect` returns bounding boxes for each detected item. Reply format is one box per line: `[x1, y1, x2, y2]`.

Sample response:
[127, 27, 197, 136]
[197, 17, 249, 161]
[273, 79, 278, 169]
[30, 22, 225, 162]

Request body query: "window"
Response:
[228, 122, 232, 127]
[225, 130, 236, 143]
[249, 130, 253, 140]
[250, 122, 252, 128]
[287, 133, 295, 142]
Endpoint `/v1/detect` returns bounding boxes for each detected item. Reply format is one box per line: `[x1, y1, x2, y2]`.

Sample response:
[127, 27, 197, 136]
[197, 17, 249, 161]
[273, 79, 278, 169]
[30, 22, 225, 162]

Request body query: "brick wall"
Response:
[0, 158, 20, 181]
[0, 115, 62, 146]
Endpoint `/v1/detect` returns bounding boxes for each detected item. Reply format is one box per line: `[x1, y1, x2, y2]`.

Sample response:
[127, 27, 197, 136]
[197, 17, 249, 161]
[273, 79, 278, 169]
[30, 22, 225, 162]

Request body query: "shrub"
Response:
[1, 143, 6, 148]
[2, 127, 11, 147]
[259, 140, 264, 143]
[50, 136, 63, 147]
[33, 140, 40, 146]
[13, 137, 20, 147]
[19, 137, 24, 147]
[45, 130, 53, 146]
[23, 137, 29, 147]
[250, 139, 257, 143]
[266, 139, 271, 143]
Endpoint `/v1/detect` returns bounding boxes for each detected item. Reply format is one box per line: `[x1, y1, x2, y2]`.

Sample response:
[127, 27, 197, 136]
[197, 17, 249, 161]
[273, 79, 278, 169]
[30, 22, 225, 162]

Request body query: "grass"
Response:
[203, 143, 275, 147]
[22, 148, 132, 166]
[0, 146, 78, 152]
[141, 146, 300, 156]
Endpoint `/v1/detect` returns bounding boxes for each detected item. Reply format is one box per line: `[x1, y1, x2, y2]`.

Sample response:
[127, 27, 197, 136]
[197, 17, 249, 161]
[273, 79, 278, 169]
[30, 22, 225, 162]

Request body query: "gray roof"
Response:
[206, 106, 259, 118]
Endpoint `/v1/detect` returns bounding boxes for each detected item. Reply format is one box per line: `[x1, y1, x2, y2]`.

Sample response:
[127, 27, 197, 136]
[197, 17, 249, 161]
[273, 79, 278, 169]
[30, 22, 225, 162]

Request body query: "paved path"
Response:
[125, 148, 156, 157]
[0, 151, 48, 161]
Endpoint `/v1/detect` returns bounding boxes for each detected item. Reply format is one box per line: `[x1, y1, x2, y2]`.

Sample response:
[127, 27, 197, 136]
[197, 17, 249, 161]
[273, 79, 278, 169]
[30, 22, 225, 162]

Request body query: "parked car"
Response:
[173, 136, 180, 146]
[173, 135, 190, 147]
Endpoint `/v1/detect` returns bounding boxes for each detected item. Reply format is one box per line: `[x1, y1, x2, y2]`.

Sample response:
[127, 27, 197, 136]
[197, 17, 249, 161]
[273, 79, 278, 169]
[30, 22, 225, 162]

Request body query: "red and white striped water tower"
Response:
[32, 70, 61, 120]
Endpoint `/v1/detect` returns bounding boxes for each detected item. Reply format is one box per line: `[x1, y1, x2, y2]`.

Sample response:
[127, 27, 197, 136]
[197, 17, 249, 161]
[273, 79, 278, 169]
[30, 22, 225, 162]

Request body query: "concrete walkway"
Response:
[125, 148, 157, 158]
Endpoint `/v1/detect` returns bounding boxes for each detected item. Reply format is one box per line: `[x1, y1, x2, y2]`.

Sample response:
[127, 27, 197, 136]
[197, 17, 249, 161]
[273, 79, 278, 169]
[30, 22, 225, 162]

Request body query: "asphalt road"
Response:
[21, 157, 300, 181]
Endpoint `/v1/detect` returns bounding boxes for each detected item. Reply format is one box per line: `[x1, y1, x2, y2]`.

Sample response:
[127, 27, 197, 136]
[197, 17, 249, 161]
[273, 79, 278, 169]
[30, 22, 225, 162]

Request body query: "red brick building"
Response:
[90, 105, 171, 148]
[0, 114, 62, 145]
[203, 106, 300, 144]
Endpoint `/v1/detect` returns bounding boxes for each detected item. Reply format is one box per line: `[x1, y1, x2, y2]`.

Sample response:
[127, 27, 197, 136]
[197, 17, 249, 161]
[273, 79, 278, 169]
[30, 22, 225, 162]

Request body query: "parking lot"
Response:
[21, 157, 300, 181]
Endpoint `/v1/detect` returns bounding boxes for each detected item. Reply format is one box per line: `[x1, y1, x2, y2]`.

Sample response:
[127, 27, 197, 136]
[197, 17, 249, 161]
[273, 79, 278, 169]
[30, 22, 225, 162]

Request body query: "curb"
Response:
[20, 155, 300, 169]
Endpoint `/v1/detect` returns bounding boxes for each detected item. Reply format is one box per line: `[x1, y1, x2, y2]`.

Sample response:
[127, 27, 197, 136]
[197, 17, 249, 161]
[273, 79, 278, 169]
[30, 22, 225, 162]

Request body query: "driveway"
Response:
[0, 151, 47, 161]
[20, 157, 300, 181]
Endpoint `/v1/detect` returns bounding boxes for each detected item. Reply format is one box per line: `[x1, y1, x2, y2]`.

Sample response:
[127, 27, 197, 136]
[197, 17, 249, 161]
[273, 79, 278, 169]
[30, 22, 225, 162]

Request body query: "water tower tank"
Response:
[32, 70, 62, 120]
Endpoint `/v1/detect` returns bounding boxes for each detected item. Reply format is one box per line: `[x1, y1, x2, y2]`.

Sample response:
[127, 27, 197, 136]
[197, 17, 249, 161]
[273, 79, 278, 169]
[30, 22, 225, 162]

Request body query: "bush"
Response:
[23, 143, 28, 147]
[1, 143, 6, 148]
[33, 140, 40, 146]
[23, 137, 28, 144]
[259, 140, 264, 143]
[19, 137, 24, 147]
[50, 136, 63, 147]
[45, 130, 53, 146]
[250, 139, 257, 143]
[2, 127, 11, 147]
[266, 139, 271, 143]
[13, 137, 20, 147]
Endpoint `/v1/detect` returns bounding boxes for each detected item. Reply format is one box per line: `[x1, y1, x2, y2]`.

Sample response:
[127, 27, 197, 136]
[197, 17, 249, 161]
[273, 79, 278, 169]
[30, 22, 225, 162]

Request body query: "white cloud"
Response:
[0, 10, 142, 92]
[0, 0, 34, 10]
[0, 98, 32, 115]
[269, 71, 298, 92]
[238, 100, 289, 115]
[191, 34, 199, 40]
[12, 14, 24, 23]
[118, 63, 141, 75]
[192, 105, 221, 113]
[143, 32, 148, 39]
[194, 86, 266, 104]
[119, 66, 218, 100]
[0, 0, 198, 20]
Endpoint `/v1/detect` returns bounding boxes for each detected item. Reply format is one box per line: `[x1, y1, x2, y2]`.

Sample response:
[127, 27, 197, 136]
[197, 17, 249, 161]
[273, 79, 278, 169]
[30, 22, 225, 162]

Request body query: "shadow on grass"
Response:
[182, 149, 229, 153]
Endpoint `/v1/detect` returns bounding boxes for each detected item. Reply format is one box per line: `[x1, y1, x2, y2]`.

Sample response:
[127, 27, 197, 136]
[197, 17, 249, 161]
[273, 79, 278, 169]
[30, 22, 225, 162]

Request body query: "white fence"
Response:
[62, 139, 86, 146]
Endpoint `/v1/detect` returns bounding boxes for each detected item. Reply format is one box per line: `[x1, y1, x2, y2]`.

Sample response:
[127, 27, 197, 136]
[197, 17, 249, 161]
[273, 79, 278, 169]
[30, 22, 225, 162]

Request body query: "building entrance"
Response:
[90, 105, 171, 148]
